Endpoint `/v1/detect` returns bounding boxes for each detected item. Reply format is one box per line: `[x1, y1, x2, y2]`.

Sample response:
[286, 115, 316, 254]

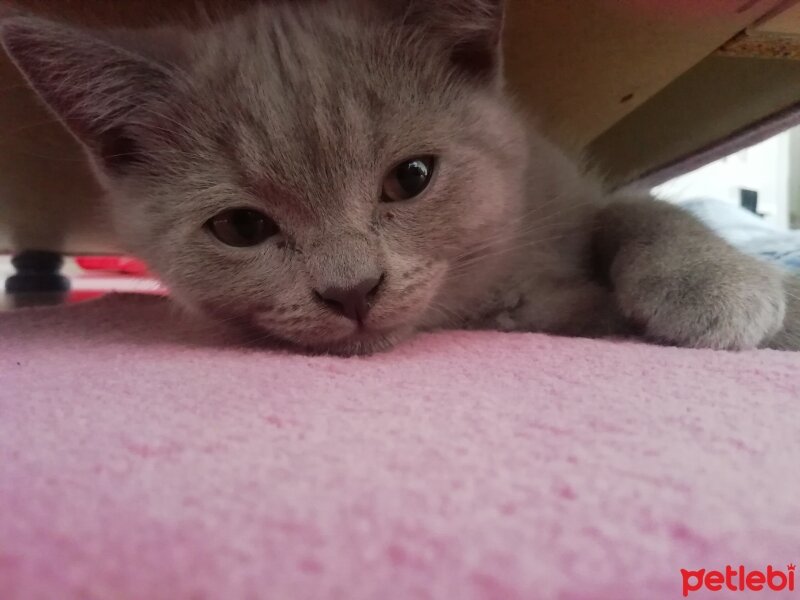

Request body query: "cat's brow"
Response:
[209, 123, 312, 215]
[245, 178, 311, 216]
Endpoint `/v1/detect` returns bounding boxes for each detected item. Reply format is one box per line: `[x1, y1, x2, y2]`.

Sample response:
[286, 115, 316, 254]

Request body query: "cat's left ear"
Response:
[398, 0, 506, 84]
[0, 16, 176, 177]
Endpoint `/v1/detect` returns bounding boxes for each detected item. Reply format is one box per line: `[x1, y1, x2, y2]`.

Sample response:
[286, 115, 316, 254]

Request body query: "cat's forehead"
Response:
[195, 4, 448, 106]
[183, 5, 471, 194]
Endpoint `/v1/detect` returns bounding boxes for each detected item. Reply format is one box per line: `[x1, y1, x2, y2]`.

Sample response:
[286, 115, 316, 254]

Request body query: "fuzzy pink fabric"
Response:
[1, 294, 799, 600]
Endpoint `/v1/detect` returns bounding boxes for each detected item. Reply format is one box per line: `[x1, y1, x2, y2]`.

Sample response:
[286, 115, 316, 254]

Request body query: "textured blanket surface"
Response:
[1, 295, 799, 600]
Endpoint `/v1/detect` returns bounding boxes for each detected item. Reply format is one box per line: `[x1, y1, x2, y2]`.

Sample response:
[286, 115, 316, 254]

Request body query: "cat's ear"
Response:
[395, 0, 505, 83]
[0, 16, 175, 175]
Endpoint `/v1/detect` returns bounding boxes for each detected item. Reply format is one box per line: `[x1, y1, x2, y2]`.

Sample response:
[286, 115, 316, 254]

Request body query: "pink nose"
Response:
[315, 275, 384, 325]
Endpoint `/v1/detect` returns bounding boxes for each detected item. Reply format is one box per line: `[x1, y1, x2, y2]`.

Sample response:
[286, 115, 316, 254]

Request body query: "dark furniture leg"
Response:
[5, 250, 70, 308]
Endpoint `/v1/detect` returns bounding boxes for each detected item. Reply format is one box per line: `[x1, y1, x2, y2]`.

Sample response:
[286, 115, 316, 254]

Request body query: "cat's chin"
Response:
[307, 334, 399, 356]
[198, 304, 414, 356]
[260, 325, 418, 356]
[290, 325, 415, 357]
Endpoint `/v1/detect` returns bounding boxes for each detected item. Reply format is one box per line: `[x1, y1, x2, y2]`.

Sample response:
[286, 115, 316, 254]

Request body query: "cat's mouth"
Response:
[266, 327, 406, 357]
[308, 330, 402, 356]
[239, 308, 410, 356]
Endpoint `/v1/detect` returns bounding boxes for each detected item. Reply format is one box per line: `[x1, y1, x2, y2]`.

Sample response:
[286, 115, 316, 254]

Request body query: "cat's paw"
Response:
[614, 252, 786, 350]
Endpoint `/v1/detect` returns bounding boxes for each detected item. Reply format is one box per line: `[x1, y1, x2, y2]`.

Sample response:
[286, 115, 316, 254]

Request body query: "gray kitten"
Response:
[2, 0, 798, 355]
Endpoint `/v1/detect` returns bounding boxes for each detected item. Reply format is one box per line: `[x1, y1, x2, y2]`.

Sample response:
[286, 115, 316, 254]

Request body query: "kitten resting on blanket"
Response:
[2, 0, 798, 355]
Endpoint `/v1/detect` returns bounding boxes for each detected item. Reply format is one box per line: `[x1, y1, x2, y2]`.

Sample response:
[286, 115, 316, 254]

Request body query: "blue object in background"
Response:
[680, 198, 800, 272]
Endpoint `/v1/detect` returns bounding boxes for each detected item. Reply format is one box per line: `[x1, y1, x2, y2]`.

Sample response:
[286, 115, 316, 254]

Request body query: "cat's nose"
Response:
[315, 275, 385, 325]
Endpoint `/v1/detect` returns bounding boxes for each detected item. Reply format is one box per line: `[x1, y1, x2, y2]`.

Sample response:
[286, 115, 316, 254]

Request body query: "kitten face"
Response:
[1, 0, 529, 355]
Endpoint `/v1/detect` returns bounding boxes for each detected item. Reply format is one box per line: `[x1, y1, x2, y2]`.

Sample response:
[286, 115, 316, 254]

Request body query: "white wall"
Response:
[653, 131, 792, 230]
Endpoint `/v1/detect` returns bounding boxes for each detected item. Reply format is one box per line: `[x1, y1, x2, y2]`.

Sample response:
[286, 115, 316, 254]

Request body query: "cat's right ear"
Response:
[0, 16, 175, 176]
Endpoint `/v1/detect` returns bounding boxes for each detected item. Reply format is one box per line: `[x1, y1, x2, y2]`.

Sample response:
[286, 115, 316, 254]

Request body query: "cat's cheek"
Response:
[157, 285, 248, 345]
[372, 261, 448, 329]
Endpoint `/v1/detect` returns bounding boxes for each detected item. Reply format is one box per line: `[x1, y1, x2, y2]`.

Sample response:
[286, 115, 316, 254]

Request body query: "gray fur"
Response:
[2, 0, 797, 354]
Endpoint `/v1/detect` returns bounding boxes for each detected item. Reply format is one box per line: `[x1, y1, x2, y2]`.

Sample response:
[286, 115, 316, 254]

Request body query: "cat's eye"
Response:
[382, 156, 436, 202]
[206, 209, 280, 247]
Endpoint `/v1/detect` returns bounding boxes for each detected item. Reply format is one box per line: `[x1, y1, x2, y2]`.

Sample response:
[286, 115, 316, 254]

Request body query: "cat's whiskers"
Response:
[424, 302, 463, 327]
[447, 233, 573, 279]
[446, 194, 605, 280]
[449, 210, 595, 269]
[451, 194, 598, 260]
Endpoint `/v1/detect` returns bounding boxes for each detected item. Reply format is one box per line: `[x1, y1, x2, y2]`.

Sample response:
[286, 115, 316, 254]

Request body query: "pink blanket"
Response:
[1, 295, 798, 599]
